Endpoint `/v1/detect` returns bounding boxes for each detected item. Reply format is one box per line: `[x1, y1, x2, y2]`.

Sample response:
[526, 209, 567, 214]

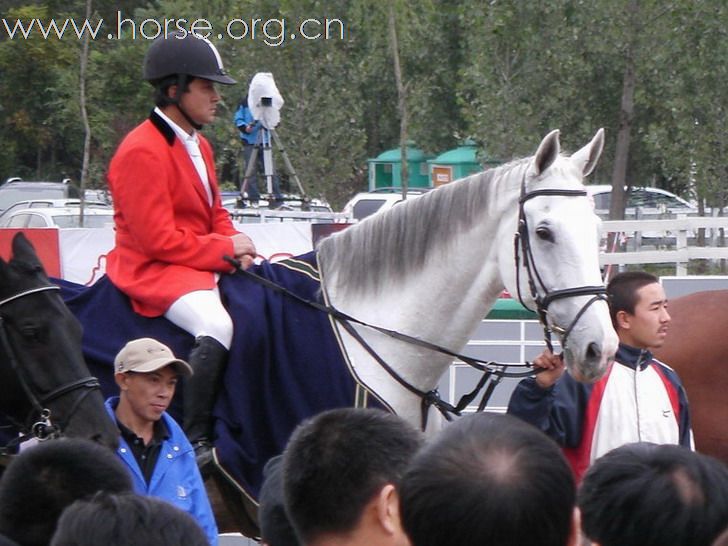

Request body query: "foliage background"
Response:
[0, 0, 725, 210]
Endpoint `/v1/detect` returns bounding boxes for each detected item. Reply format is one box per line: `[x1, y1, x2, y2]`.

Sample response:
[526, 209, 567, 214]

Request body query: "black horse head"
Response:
[0, 233, 118, 450]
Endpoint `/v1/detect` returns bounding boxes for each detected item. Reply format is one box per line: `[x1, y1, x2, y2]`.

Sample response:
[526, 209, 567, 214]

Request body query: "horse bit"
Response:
[513, 176, 609, 353]
[0, 285, 101, 450]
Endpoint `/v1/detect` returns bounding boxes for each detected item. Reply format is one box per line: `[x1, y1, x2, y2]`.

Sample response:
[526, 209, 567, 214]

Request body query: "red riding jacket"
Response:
[105, 112, 238, 317]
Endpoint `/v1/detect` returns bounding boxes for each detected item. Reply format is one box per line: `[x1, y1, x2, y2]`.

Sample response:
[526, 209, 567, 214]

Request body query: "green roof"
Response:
[371, 146, 429, 163]
[432, 140, 479, 165]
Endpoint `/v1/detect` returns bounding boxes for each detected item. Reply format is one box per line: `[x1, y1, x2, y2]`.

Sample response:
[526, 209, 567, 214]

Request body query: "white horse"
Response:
[317, 129, 618, 431]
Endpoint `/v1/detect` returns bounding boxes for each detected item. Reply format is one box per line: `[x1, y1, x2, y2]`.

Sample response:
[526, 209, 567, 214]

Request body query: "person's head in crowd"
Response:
[50, 491, 208, 546]
[259, 455, 299, 546]
[0, 438, 132, 546]
[579, 442, 728, 546]
[282, 408, 423, 546]
[399, 412, 580, 546]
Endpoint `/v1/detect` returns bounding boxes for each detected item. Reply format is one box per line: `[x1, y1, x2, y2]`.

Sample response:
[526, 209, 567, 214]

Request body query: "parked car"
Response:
[586, 185, 697, 244]
[342, 188, 431, 221]
[0, 206, 114, 229]
[585, 184, 696, 219]
[84, 188, 112, 205]
[0, 178, 81, 213]
[0, 199, 109, 223]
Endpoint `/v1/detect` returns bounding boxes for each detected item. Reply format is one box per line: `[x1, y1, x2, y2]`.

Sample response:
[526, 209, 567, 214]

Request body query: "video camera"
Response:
[248, 73, 283, 129]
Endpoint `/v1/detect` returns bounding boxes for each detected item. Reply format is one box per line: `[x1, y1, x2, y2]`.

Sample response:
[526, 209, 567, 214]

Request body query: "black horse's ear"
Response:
[0, 251, 9, 277]
[11, 232, 43, 269]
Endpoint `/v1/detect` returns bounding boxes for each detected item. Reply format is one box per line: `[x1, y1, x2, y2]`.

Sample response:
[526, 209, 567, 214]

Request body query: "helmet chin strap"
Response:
[171, 74, 203, 131]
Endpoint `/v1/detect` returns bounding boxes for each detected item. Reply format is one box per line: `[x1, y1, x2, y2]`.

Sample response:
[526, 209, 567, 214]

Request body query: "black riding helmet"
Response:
[143, 31, 236, 84]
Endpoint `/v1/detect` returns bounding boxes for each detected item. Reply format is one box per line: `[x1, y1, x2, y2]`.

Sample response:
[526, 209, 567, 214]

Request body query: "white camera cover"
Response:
[247, 72, 284, 129]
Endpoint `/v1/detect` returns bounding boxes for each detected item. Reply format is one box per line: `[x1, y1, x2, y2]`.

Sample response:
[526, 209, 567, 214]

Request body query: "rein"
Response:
[225, 257, 537, 430]
[513, 180, 609, 353]
[0, 285, 101, 452]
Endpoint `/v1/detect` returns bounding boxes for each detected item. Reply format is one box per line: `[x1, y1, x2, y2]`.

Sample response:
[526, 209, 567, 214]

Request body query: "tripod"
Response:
[240, 125, 306, 206]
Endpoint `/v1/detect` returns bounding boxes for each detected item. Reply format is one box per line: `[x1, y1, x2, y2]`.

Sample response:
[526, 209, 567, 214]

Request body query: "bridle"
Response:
[0, 285, 101, 451]
[514, 175, 609, 353]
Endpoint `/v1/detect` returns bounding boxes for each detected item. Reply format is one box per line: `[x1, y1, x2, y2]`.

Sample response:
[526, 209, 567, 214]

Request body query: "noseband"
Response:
[0, 285, 101, 445]
[514, 178, 608, 353]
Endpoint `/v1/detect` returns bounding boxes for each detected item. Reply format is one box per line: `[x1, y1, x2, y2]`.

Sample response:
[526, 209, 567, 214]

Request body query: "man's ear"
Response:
[375, 483, 402, 535]
[616, 309, 631, 331]
[166, 84, 178, 100]
[567, 507, 588, 546]
[114, 372, 129, 391]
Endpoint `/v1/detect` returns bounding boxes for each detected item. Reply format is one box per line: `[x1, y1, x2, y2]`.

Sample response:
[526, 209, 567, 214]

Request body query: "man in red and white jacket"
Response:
[508, 271, 693, 481]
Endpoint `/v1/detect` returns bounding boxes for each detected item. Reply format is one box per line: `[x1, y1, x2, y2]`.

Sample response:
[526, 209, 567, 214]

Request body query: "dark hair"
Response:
[282, 408, 423, 544]
[151, 75, 194, 108]
[259, 456, 299, 546]
[579, 442, 728, 546]
[399, 413, 576, 546]
[0, 438, 132, 546]
[50, 491, 208, 546]
[606, 271, 660, 328]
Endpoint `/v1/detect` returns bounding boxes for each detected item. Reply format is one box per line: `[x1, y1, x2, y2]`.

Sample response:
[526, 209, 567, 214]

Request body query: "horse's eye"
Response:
[535, 226, 554, 243]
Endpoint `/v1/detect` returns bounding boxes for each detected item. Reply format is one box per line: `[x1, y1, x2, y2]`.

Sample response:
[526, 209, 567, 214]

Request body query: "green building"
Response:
[367, 143, 432, 191]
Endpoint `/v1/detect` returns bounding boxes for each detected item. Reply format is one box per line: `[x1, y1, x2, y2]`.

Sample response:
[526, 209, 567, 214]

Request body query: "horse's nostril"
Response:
[586, 341, 601, 361]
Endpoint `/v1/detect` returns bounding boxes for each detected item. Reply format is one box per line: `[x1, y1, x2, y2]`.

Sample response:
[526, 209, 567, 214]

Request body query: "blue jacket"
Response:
[105, 397, 218, 545]
[507, 344, 693, 480]
[233, 104, 260, 145]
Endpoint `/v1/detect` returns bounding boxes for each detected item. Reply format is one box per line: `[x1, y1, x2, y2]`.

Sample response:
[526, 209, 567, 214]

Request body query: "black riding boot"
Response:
[184, 335, 229, 476]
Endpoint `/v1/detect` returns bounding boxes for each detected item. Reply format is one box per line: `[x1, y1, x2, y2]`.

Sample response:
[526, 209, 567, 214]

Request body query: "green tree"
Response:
[0, 5, 76, 179]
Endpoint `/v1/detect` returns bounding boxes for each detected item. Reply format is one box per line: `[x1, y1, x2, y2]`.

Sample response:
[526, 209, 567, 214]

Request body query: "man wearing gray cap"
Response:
[105, 338, 218, 545]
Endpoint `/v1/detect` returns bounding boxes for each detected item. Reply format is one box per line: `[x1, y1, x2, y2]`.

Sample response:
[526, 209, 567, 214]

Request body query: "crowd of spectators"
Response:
[1, 407, 727, 546]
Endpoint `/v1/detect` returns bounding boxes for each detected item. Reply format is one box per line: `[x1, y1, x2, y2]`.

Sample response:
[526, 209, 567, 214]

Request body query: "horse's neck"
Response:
[319, 170, 521, 421]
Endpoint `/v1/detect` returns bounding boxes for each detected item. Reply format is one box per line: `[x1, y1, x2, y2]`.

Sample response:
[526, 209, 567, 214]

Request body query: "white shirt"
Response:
[154, 107, 212, 205]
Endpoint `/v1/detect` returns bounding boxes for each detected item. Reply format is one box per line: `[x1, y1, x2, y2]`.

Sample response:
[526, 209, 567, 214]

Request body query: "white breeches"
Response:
[164, 288, 233, 350]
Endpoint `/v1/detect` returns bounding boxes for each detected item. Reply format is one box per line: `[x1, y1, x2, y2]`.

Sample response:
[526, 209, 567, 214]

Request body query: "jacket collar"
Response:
[105, 396, 170, 441]
[616, 343, 652, 371]
[149, 110, 176, 146]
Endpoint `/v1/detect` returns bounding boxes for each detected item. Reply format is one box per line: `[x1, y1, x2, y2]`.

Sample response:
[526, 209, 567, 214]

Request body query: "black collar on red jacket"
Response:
[149, 110, 176, 146]
[617, 343, 653, 371]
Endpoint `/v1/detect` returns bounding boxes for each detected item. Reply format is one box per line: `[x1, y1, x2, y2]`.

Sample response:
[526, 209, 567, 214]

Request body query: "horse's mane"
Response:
[318, 158, 531, 295]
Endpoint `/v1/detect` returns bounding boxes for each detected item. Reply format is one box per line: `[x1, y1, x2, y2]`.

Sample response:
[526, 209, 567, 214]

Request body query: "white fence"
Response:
[601, 216, 728, 275]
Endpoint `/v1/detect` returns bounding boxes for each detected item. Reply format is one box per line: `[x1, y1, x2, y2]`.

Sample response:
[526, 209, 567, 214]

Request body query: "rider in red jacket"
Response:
[106, 32, 256, 473]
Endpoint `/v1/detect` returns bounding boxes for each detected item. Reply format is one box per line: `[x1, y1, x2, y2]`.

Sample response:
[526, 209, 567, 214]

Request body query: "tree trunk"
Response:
[388, 4, 408, 199]
[78, 0, 93, 226]
[609, 0, 639, 222]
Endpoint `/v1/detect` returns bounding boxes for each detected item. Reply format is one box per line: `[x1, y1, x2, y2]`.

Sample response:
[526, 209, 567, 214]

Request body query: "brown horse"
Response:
[654, 289, 728, 464]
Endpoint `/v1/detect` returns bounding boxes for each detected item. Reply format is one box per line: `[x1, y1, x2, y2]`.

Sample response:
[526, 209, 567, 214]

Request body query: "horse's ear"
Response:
[0, 252, 9, 277]
[571, 128, 605, 177]
[529, 129, 561, 177]
[11, 232, 43, 268]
